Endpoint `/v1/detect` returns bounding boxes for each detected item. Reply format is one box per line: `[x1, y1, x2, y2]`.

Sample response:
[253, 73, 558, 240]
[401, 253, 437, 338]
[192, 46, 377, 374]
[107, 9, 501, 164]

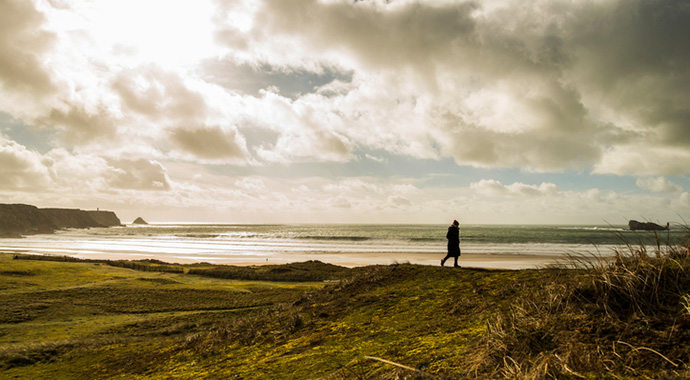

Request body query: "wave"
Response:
[177, 234, 221, 239]
[299, 236, 372, 242]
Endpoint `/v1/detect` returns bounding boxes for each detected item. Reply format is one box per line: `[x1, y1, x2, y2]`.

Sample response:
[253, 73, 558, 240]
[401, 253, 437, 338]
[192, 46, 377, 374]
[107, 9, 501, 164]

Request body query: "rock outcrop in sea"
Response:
[0, 204, 122, 238]
[628, 220, 669, 231]
[132, 217, 148, 225]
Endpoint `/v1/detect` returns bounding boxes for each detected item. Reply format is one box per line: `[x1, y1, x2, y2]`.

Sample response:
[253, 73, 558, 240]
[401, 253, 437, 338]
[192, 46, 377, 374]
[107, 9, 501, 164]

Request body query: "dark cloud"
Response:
[200, 58, 353, 99]
[566, 0, 690, 147]
[254, 0, 478, 77]
[240, 0, 690, 174]
[438, 117, 601, 172]
[170, 125, 249, 160]
[0, 0, 56, 96]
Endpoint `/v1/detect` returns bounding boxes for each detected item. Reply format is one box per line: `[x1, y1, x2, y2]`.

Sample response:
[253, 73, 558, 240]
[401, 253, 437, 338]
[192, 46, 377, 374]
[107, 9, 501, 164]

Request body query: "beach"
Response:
[0, 223, 645, 270]
[0, 244, 573, 269]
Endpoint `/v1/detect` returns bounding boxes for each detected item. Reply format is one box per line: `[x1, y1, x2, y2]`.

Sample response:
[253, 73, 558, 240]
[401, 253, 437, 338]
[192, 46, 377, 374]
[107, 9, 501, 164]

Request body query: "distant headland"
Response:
[0, 203, 122, 238]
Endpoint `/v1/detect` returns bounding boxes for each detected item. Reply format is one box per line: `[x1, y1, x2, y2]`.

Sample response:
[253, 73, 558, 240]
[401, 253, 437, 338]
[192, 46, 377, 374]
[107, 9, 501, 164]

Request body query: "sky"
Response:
[1, 0, 689, 225]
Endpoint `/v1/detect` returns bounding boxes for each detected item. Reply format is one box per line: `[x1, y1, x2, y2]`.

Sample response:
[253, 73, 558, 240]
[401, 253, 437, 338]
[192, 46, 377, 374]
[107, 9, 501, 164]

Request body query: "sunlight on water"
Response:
[0, 224, 684, 268]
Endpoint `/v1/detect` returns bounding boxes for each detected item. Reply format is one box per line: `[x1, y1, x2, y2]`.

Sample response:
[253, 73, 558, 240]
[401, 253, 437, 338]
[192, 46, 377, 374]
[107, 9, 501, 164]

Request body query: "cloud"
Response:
[104, 158, 171, 191]
[39, 150, 172, 192]
[387, 195, 411, 208]
[253, 0, 478, 75]
[636, 177, 683, 193]
[0, 1, 56, 96]
[200, 58, 352, 99]
[7, 0, 687, 175]
[0, 137, 51, 189]
[471, 179, 559, 197]
[594, 146, 690, 176]
[38, 105, 118, 146]
[112, 65, 209, 123]
[252, 91, 353, 162]
[681, 192, 690, 207]
[170, 125, 249, 161]
[0, 136, 171, 197]
[209, 0, 690, 175]
[1, 0, 690, 225]
[234, 177, 266, 192]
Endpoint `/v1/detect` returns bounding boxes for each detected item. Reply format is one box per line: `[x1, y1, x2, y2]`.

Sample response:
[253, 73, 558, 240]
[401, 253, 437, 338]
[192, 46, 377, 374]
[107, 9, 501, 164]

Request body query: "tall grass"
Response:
[469, 226, 690, 379]
[587, 225, 690, 318]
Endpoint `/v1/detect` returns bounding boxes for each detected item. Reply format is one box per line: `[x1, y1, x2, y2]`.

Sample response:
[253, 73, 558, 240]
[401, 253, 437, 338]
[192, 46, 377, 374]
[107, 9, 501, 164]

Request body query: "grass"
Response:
[0, 253, 322, 378]
[2, 231, 690, 379]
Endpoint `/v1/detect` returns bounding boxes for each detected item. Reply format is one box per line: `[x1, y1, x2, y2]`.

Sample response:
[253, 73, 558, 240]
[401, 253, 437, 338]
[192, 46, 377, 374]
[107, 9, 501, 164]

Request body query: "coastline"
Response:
[196, 252, 574, 270]
[1, 249, 581, 270]
[0, 223, 633, 270]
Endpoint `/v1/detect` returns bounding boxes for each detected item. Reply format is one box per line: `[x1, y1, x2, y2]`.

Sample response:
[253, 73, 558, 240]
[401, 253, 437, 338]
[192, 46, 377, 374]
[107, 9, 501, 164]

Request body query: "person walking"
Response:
[441, 219, 461, 267]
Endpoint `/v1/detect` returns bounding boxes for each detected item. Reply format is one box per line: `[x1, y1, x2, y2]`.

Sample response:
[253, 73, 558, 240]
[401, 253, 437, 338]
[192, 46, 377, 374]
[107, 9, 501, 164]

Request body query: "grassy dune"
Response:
[2, 242, 690, 379]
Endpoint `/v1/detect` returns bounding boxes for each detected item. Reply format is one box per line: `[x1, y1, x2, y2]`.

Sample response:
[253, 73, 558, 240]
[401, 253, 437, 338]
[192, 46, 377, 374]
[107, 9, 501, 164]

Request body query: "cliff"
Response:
[0, 204, 121, 238]
[88, 210, 122, 227]
[0, 204, 56, 237]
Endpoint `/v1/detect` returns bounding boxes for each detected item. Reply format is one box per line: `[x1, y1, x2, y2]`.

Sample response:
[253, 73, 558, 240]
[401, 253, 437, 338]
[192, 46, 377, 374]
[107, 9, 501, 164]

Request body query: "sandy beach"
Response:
[1, 247, 574, 270]
[0, 223, 623, 270]
[192, 252, 572, 270]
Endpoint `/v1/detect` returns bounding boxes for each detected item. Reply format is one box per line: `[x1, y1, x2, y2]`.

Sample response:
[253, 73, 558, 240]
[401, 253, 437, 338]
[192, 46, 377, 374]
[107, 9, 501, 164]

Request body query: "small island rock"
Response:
[628, 220, 669, 231]
[132, 217, 148, 225]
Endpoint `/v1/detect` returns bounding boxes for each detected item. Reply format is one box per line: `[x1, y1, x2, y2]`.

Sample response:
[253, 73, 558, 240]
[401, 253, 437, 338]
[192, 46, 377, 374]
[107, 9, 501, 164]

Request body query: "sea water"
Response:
[0, 224, 685, 268]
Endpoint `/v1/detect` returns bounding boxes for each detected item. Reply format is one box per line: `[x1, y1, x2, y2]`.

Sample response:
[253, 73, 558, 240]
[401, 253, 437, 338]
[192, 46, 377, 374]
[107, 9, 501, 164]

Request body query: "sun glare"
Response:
[85, 0, 217, 68]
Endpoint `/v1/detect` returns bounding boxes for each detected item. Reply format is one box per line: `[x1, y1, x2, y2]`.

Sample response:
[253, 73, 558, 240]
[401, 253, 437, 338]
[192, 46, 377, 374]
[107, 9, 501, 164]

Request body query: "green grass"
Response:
[0, 253, 321, 378]
[2, 243, 690, 379]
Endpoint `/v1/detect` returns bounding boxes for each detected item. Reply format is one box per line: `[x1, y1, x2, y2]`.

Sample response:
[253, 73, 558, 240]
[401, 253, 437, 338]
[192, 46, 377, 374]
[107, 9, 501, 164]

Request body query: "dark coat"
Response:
[446, 225, 461, 257]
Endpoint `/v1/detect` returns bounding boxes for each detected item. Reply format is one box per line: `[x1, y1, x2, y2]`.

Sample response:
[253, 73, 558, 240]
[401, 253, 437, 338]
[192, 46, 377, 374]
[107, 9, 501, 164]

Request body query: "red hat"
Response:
[452, 220, 459, 226]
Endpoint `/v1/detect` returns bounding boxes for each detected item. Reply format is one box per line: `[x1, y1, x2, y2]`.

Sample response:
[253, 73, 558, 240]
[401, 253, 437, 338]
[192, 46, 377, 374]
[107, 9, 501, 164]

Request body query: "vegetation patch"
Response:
[2, 235, 690, 379]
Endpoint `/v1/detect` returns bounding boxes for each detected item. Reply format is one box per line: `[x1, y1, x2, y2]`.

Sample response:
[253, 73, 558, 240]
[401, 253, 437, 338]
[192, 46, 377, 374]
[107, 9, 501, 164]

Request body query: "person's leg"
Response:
[453, 256, 459, 267]
[441, 254, 449, 266]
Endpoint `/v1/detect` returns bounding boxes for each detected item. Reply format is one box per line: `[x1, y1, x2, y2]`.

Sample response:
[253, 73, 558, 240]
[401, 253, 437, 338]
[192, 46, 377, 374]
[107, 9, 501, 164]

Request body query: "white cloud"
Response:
[470, 179, 559, 197]
[104, 158, 171, 191]
[234, 177, 266, 192]
[0, 137, 51, 190]
[681, 192, 690, 207]
[594, 146, 690, 176]
[636, 177, 683, 193]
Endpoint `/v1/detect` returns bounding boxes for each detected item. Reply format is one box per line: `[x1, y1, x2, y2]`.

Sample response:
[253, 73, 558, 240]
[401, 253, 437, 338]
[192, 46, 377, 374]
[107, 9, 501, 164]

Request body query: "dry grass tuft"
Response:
[467, 227, 690, 379]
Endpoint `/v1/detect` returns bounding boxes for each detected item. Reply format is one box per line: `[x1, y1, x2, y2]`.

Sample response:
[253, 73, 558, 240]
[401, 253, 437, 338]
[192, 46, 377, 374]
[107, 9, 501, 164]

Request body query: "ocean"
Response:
[0, 224, 686, 269]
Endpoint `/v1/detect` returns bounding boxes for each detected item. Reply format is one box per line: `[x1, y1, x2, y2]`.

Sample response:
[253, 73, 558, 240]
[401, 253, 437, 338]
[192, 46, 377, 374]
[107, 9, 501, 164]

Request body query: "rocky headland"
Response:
[0, 204, 121, 238]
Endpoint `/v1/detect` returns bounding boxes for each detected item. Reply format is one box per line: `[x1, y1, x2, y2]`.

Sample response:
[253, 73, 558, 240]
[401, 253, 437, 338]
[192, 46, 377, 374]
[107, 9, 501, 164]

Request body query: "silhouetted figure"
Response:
[442, 220, 461, 267]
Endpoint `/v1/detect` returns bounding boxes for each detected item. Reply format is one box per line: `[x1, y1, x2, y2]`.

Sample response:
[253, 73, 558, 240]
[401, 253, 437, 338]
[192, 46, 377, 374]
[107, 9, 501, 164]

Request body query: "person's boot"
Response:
[441, 258, 446, 267]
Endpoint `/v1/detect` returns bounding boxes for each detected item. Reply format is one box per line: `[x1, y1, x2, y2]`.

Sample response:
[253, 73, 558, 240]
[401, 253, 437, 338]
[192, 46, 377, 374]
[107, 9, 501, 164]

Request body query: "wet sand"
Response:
[55, 251, 575, 270]
[224, 253, 574, 269]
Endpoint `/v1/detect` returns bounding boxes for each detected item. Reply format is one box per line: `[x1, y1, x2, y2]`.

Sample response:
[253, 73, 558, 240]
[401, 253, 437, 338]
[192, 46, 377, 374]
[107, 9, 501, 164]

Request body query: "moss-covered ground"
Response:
[1, 251, 689, 379]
